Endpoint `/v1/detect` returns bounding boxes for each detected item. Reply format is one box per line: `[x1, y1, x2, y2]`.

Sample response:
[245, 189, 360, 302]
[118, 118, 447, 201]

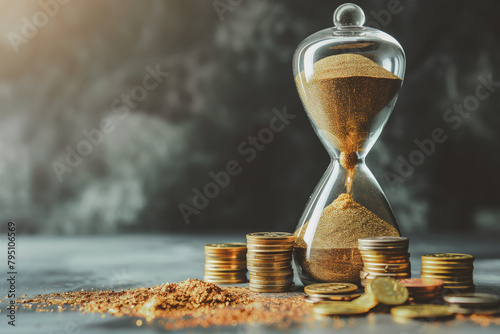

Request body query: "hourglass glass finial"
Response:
[333, 3, 365, 27]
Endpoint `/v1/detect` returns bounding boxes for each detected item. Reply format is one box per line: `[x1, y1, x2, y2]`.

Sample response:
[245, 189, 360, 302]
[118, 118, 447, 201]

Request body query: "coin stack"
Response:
[358, 237, 411, 286]
[399, 278, 443, 303]
[246, 232, 294, 293]
[304, 283, 360, 304]
[420, 253, 474, 291]
[204, 243, 247, 284]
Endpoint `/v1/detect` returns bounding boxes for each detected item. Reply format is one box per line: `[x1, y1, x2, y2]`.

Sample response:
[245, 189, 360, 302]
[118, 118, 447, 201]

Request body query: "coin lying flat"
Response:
[205, 243, 247, 250]
[313, 302, 370, 316]
[368, 277, 409, 305]
[422, 253, 474, 262]
[304, 283, 358, 295]
[449, 305, 500, 315]
[391, 304, 454, 319]
[246, 232, 294, 239]
[444, 293, 500, 308]
[399, 278, 443, 288]
[305, 293, 362, 303]
[359, 236, 409, 243]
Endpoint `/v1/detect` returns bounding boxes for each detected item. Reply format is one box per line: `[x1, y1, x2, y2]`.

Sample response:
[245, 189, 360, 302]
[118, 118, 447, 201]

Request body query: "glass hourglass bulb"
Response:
[292, 3, 406, 285]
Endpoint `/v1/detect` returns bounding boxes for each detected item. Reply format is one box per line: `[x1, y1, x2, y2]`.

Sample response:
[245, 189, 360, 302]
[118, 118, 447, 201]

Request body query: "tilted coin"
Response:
[391, 304, 454, 319]
[313, 302, 369, 316]
[367, 277, 409, 305]
[304, 283, 358, 295]
[350, 293, 378, 309]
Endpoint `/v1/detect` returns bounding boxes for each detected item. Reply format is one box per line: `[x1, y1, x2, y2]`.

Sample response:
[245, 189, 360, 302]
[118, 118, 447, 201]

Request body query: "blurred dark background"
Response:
[1, 0, 499, 234]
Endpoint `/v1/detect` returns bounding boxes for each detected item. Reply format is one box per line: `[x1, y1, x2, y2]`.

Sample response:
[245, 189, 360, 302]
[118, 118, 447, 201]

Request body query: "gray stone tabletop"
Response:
[1, 233, 500, 333]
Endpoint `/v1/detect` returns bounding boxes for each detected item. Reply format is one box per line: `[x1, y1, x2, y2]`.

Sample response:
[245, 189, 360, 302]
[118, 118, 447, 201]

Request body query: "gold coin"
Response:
[247, 246, 294, 253]
[249, 278, 294, 285]
[204, 264, 247, 271]
[306, 295, 360, 304]
[304, 283, 358, 295]
[367, 277, 409, 305]
[444, 292, 500, 308]
[313, 302, 370, 316]
[203, 274, 247, 278]
[363, 262, 410, 267]
[362, 259, 410, 265]
[247, 263, 292, 269]
[422, 253, 474, 262]
[420, 273, 473, 281]
[442, 285, 475, 290]
[247, 262, 292, 269]
[248, 271, 292, 277]
[362, 266, 411, 273]
[246, 258, 292, 264]
[246, 232, 294, 240]
[360, 271, 410, 279]
[205, 260, 247, 266]
[306, 293, 362, 302]
[360, 249, 409, 255]
[391, 304, 454, 319]
[247, 268, 293, 274]
[247, 252, 292, 259]
[249, 286, 293, 293]
[421, 262, 473, 268]
[420, 268, 473, 274]
[358, 236, 409, 244]
[205, 254, 246, 259]
[359, 246, 408, 251]
[249, 282, 294, 289]
[361, 255, 410, 261]
[205, 243, 246, 250]
[350, 293, 378, 309]
[249, 272, 293, 278]
[204, 279, 247, 284]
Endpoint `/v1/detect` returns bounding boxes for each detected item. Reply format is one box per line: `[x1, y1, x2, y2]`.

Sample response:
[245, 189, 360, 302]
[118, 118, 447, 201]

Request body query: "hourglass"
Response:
[293, 3, 406, 285]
